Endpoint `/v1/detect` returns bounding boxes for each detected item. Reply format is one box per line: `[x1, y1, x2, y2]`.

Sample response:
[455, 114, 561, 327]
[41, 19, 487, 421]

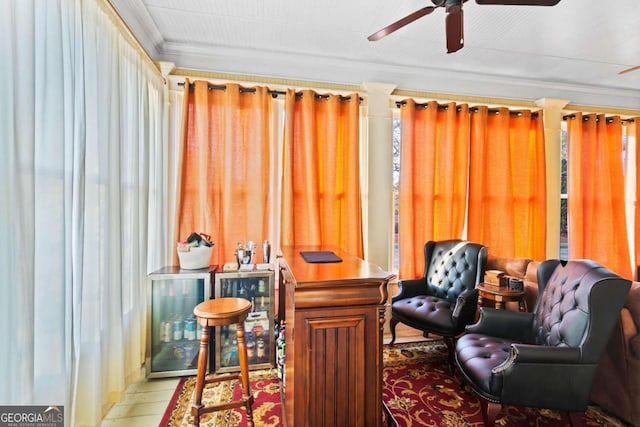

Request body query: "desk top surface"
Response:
[280, 245, 394, 287]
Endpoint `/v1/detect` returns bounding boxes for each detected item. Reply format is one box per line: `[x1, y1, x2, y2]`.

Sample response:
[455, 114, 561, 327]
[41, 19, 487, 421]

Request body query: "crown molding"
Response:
[107, 0, 164, 59]
[156, 42, 640, 110]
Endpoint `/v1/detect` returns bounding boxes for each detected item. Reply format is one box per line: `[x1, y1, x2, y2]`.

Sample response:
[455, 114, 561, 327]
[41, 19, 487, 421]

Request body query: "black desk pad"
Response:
[299, 250, 342, 263]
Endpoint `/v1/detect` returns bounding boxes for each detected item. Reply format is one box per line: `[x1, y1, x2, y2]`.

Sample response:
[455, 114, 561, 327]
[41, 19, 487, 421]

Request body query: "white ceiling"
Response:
[110, 0, 640, 109]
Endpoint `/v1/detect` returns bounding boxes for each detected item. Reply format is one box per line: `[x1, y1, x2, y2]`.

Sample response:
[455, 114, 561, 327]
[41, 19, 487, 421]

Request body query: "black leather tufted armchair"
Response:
[454, 259, 631, 426]
[389, 240, 488, 368]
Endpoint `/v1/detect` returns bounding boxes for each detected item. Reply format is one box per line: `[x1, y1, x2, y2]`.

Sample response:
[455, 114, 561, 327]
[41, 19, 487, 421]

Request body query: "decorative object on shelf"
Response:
[239, 263, 254, 271]
[235, 240, 257, 265]
[223, 262, 239, 271]
[484, 269, 504, 286]
[508, 277, 525, 291]
[262, 240, 271, 263]
[176, 232, 214, 270]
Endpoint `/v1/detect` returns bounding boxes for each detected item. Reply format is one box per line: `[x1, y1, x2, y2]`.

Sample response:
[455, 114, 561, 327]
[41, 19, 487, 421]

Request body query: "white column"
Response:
[536, 97, 569, 259]
[361, 82, 397, 270]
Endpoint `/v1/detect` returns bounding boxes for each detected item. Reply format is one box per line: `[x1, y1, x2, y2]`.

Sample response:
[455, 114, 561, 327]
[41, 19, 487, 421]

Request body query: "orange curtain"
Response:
[175, 79, 272, 266]
[468, 107, 547, 260]
[398, 101, 470, 278]
[566, 113, 631, 278]
[281, 89, 363, 257]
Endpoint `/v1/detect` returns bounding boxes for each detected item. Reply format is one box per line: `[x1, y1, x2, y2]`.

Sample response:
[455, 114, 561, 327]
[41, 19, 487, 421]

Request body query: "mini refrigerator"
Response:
[146, 266, 213, 378]
[213, 269, 275, 373]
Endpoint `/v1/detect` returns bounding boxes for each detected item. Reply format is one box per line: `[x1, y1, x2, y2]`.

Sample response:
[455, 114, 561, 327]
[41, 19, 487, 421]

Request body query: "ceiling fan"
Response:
[368, 0, 562, 54]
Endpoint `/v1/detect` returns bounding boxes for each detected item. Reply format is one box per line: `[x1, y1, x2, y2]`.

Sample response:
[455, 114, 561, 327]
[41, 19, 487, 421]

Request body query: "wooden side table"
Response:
[477, 283, 527, 312]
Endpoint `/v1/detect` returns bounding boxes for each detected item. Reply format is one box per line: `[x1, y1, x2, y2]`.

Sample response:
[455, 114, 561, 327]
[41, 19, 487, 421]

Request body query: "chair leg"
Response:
[191, 324, 210, 427]
[443, 336, 455, 372]
[480, 400, 501, 427]
[389, 317, 398, 345]
[567, 411, 585, 427]
[236, 323, 254, 427]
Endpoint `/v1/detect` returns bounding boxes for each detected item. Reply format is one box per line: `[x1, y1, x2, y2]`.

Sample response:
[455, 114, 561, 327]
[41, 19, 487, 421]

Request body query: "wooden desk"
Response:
[477, 282, 527, 312]
[279, 246, 394, 427]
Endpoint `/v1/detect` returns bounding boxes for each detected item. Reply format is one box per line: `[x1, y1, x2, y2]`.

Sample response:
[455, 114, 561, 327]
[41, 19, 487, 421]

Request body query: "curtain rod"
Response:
[562, 113, 635, 123]
[395, 100, 538, 118]
[177, 81, 360, 102]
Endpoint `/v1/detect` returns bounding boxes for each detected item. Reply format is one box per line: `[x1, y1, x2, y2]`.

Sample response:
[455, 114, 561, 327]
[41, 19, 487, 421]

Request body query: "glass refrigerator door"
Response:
[147, 267, 211, 378]
[214, 270, 275, 373]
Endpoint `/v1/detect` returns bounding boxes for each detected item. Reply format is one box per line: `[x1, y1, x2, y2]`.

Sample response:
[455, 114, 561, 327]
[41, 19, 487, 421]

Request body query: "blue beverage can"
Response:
[184, 318, 196, 340]
[173, 319, 183, 341]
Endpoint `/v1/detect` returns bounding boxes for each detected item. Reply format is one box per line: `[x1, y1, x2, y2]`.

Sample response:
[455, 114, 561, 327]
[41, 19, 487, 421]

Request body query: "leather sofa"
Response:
[486, 255, 640, 426]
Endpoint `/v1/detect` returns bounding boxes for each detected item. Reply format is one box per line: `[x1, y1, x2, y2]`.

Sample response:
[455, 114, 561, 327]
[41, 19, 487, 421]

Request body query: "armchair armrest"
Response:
[494, 344, 581, 370]
[466, 308, 534, 342]
[452, 288, 479, 323]
[392, 278, 426, 302]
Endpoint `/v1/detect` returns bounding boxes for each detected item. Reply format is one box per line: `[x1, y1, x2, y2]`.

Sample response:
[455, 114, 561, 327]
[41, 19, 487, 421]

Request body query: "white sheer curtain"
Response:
[153, 86, 186, 269]
[0, 0, 166, 425]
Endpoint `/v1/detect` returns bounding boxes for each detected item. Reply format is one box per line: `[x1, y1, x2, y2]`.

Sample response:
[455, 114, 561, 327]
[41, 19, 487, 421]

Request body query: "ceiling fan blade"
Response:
[368, 6, 437, 41]
[476, 0, 561, 5]
[619, 65, 640, 75]
[446, 7, 464, 53]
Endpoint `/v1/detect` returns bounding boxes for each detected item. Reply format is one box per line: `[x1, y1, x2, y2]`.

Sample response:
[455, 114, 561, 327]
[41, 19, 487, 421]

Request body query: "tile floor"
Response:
[100, 374, 179, 426]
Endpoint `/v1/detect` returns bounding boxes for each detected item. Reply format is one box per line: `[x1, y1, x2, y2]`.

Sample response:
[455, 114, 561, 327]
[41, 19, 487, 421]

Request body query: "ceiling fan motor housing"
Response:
[445, 0, 467, 12]
[431, 0, 468, 7]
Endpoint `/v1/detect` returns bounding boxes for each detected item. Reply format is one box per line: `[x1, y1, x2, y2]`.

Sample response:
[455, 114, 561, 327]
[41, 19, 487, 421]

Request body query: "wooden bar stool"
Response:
[192, 298, 254, 427]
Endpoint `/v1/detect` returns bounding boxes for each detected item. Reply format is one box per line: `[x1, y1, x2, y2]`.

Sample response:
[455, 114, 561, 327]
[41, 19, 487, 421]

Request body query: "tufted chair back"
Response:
[424, 240, 486, 303]
[532, 259, 630, 361]
[389, 239, 487, 369]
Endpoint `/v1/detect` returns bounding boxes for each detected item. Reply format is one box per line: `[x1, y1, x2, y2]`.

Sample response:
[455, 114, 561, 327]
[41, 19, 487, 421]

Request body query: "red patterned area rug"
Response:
[383, 341, 627, 426]
[160, 342, 627, 426]
[159, 369, 282, 427]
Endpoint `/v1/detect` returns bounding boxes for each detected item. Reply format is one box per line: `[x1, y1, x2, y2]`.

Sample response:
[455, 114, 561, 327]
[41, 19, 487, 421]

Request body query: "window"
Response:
[561, 117, 633, 267]
[560, 121, 568, 259]
[392, 116, 401, 272]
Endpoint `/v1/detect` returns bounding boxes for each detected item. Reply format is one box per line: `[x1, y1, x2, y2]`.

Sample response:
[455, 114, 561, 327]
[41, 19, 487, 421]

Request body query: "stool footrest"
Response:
[194, 396, 254, 416]
[204, 372, 241, 385]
